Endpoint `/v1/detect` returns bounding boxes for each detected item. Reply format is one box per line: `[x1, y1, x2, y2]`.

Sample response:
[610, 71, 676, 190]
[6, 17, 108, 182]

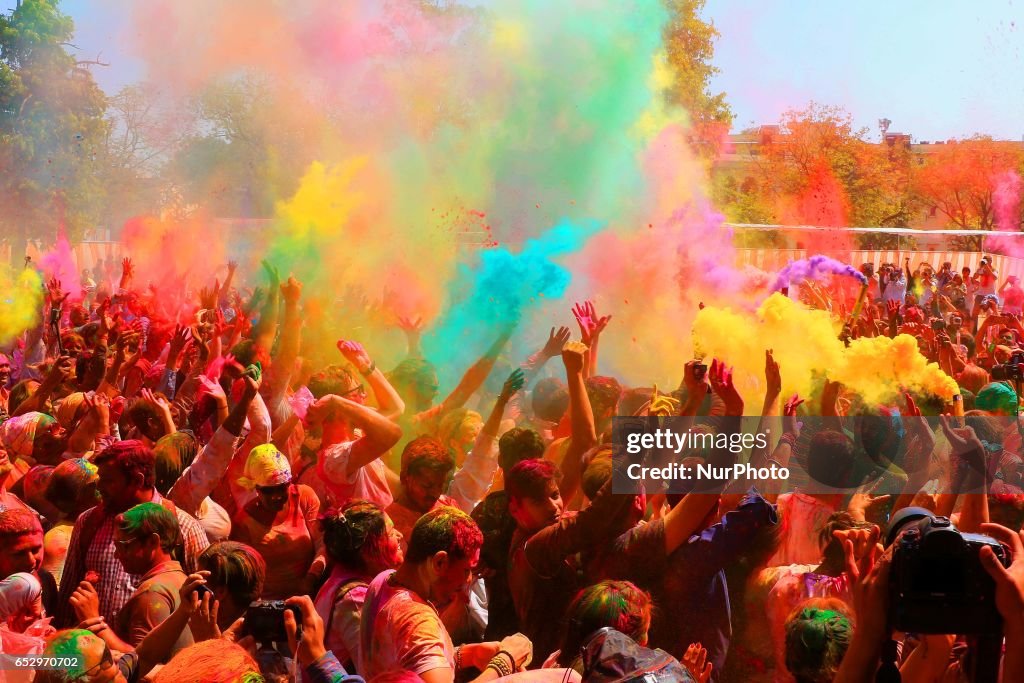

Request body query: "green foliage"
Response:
[0, 0, 109, 247]
[661, 0, 732, 155]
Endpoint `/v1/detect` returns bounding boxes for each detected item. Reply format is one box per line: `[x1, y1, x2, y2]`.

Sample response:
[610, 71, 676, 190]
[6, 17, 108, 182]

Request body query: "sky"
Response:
[53, 0, 1024, 142]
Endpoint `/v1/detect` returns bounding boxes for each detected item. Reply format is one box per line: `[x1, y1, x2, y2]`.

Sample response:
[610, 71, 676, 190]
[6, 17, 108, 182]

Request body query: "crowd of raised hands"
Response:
[0, 253, 1021, 682]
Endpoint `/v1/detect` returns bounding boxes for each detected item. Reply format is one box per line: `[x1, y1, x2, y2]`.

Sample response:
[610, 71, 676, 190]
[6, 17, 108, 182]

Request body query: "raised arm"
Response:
[308, 395, 403, 478]
[436, 327, 514, 416]
[12, 355, 73, 416]
[267, 276, 303, 406]
[572, 300, 611, 378]
[338, 340, 405, 421]
[448, 369, 525, 512]
[168, 372, 258, 514]
[557, 341, 596, 503]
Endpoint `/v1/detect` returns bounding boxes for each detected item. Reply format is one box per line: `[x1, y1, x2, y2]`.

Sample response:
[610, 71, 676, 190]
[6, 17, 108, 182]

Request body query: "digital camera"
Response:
[888, 509, 1008, 634]
[243, 600, 301, 644]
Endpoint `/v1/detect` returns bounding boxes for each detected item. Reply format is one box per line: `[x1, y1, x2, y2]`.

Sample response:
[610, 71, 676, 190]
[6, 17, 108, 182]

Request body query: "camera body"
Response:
[243, 600, 301, 644]
[991, 350, 1024, 382]
[889, 515, 1008, 634]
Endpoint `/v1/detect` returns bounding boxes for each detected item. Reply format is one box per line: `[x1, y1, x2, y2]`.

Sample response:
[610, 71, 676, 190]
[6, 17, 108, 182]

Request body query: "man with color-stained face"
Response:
[0, 508, 59, 617]
[0, 353, 11, 415]
[386, 436, 457, 547]
[56, 441, 209, 628]
[69, 502, 193, 658]
[358, 506, 533, 681]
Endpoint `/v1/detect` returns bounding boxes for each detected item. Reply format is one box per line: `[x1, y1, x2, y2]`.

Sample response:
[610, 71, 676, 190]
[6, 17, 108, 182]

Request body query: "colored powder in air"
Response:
[832, 334, 959, 405]
[0, 267, 43, 345]
[772, 255, 868, 291]
[424, 218, 603, 382]
[692, 293, 956, 407]
[38, 233, 83, 300]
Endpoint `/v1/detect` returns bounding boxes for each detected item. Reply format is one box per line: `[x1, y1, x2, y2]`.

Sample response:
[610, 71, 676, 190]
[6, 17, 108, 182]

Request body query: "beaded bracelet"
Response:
[454, 645, 463, 671]
[485, 652, 514, 677]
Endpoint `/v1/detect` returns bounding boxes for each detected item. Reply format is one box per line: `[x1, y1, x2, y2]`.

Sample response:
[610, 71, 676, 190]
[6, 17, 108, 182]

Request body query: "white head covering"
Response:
[0, 573, 41, 620]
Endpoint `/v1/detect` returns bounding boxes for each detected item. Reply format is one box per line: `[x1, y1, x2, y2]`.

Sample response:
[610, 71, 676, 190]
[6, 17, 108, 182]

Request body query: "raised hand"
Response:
[500, 368, 526, 401]
[764, 349, 781, 400]
[561, 340, 589, 375]
[572, 300, 611, 343]
[397, 314, 425, 335]
[979, 523, 1024, 635]
[683, 359, 710, 396]
[709, 358, 743, 415]
[541, 326, 572, 359]
[783, 393, 804, 437]
[683, 643, 712, 683]
[261, 260, 280, 288]
[198, 375, 227, 403]
[337, 340, 373, 374]
[280, 275, 302, 305]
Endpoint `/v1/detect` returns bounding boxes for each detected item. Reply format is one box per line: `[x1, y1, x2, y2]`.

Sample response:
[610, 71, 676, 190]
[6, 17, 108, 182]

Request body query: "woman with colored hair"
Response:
[229, 444, 323, 598]
[546, 580, 653, 674]
[783, 598, 853, 683]
[314, 499, 404, 673]
[436, 408, 484, 468]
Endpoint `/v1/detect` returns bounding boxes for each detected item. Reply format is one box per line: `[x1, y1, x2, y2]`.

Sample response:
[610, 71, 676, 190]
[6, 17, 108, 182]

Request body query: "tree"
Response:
[744, 103, 914, 230]
[0, 0, 108, 252]
[661, 0, 733, 155]
[912, 136, 1024, 249]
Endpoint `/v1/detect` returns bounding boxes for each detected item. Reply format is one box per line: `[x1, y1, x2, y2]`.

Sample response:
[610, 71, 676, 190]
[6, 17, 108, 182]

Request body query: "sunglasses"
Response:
[81, 646, 114, 678]
[340, 383, 366, 398]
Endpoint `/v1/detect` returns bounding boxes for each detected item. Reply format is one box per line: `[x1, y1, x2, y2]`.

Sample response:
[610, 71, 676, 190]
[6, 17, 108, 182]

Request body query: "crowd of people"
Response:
[0, 252, 1021, 682]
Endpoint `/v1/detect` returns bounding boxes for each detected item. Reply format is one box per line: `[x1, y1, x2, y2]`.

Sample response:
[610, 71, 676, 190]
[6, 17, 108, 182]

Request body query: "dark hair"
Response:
[0, 508, 42, 545]
[46, 459, 98, 517]
[388, 358, 438, 394]
[497, 428, 545, 474]
[618, 387, 654, 418]
[93, 440, 156, 489]
[405, 506, 482, 565]
[784, 599, 853, 683]
[8, 380, 37, 415]
[585, 376, 622, 417]
[506, 458, 561, 502]
[307, 364, 359, 399]
[227, 340, 257, 368]
[117, 502, 181, 552]
[198, 542, 266, 607]
[557, 581, 653, 671]
[807, 431, 856, 489]
[321, 500, 389, 572]
[532, 378, 569, 423]
[153, 432, 200, 496]
[126, 398, 165, 433]
[580, 446, 614, 500]
[400, 436, 455, 478]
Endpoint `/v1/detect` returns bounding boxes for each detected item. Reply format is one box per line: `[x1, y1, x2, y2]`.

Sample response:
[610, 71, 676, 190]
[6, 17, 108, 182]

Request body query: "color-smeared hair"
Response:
[117, 502, 181, 552]
[506, 458, 561, 502]
[784, 598, 853, 683]
[93, 440, 156, 489]
[400, 435, 455, 478]
[154, 638, 264, 683]
[497, 427, 545, 474]
[405, 506, 482, 565]
[557, 581, 653, 670]
[321, 499, 392, 572]
[198, 542, 266, 608]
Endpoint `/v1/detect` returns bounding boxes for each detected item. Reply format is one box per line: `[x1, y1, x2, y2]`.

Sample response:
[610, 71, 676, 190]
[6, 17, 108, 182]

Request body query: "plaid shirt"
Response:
[57, 490, 210, 627]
